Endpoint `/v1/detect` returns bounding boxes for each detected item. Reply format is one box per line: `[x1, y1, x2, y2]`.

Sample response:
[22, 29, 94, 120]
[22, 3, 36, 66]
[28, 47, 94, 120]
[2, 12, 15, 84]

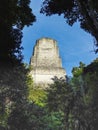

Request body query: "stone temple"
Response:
[30, 38, 66, 87]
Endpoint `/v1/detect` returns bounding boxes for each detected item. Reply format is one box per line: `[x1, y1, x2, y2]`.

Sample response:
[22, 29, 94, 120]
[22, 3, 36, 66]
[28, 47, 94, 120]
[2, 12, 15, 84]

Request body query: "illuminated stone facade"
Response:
[30, 38, 66, 87]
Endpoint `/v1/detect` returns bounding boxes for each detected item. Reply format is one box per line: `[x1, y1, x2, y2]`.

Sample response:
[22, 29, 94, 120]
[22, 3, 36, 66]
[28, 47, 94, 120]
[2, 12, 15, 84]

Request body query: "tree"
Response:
[71, 64, 90, 130]
[45, 61, 98, 130]
[0, 1, 36, 126]
[83, 58, 98, 130]
[0, 1, 36, 129]
[41, 0, 98, 52]
[70, 59, 98, 130]
[46, 77, 74, 130]
[0, 64, 30, 129]
[27, 74, 47, 107]
[72, 62, 85, 77]
[0, 0, 36, 63]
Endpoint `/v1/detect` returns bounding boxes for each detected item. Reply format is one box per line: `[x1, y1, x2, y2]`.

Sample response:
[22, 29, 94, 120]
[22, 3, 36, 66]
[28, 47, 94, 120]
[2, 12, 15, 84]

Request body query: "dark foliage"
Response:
[0, 0, 36, 64]
[45, 59, 98, 130]
[41, 0, 98, 52]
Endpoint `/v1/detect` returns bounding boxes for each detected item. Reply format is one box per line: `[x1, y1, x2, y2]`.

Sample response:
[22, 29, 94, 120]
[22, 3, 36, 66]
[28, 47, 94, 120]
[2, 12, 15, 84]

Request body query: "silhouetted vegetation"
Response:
[41, 0, 98, 52]
[1, 59, 98, 130]
[0, 0, 36, 64]
[43, 58, 98, 130]
[0, 0, 98, 129]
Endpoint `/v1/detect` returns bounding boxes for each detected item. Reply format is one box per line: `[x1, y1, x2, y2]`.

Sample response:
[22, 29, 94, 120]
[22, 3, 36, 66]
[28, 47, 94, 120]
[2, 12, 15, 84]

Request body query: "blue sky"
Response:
[22, 0, 98, 76]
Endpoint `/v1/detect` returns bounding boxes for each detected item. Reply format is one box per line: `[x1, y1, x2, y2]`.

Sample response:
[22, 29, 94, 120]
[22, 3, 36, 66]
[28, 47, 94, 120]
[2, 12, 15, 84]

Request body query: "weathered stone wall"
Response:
[30, 38, 66, 87]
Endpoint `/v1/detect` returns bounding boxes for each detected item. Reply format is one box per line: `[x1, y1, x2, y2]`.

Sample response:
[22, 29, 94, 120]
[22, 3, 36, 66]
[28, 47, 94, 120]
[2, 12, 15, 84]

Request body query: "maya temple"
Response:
[30, 37, 66, 87]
